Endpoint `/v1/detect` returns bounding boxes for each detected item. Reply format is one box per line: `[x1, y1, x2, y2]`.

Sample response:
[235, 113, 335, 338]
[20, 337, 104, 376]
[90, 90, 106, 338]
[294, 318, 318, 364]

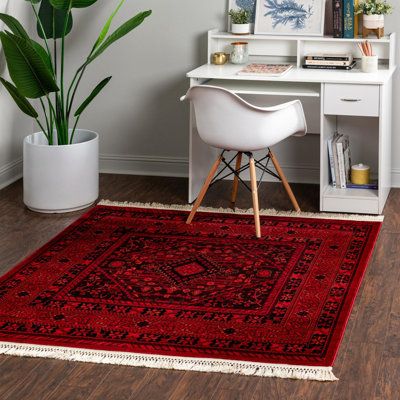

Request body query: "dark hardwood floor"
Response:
[0, 174, 399, 400]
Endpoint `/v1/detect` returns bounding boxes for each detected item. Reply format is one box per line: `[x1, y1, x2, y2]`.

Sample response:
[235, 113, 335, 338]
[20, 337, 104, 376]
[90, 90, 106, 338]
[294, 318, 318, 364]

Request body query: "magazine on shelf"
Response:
[237, 63, 293, 77]
[328, 133, 351, 189]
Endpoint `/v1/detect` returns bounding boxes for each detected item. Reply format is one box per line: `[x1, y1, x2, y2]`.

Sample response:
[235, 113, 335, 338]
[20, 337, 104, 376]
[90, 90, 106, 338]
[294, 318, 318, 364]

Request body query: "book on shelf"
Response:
[305, 59, 353, 66]
[237, 63, 293, 77]
[305, 53, 353, 62]
[343, 0, 355, 38]
[354, 0, 359, 36]
[333, 0, 343, 38]
[328, 133, 351, 189]
[303, 61, 356, 70]
[347, 182, 378, 190]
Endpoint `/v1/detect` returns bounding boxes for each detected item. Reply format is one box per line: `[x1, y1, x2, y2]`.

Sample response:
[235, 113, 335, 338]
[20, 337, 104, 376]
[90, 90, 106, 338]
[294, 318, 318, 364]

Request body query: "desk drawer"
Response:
[324, 84, 380, 117]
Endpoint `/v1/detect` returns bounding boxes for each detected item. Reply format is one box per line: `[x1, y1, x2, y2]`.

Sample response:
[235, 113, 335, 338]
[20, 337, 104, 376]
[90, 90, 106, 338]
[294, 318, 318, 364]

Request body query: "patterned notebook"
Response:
[237, 63, 293, 77]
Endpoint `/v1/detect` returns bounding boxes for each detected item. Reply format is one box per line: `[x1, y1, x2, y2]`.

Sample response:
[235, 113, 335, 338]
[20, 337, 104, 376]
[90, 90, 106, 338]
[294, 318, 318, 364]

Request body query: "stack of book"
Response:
[303, 53, 356, 70]
[328, 133, 352, 189]
[333, 0, 358, 39]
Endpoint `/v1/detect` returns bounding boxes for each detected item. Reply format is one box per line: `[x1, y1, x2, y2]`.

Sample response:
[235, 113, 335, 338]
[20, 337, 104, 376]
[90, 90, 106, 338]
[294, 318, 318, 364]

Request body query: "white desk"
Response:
[186, 30, 396, 215]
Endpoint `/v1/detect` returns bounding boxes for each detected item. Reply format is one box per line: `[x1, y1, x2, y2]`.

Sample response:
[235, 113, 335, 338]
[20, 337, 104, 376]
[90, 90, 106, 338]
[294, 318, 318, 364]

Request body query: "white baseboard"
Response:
[391, 168, 400, 188]
[0, 158, 22, 190]
[1, 155, 399, 191]
[99, 154, 320, 183]
[100, 154, 189, 177]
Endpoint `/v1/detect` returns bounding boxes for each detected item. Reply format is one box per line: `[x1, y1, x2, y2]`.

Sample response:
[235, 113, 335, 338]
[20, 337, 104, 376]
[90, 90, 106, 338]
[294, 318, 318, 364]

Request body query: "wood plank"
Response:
[0, 357, 42, 398]
[169, 371, 222, 400]
[211, 374, 260, 400]
[4, 359, 75, 400]
[44, 363, 112, 400]
[331, 342, 383, 400]
[130, 369, 184, 400]
[87, 365, 149, 400]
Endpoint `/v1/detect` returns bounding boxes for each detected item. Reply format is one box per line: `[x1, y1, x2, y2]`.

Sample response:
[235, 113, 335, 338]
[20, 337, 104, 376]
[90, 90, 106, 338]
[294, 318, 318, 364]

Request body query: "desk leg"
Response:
[188, 80, 218, 204]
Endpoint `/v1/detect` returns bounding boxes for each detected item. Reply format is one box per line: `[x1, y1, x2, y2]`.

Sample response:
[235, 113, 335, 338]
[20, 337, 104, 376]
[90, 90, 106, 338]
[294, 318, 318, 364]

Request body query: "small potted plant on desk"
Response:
[229, 9, 250, 35]
[355, 0, 393, 38]
[0, 0, 151, 213]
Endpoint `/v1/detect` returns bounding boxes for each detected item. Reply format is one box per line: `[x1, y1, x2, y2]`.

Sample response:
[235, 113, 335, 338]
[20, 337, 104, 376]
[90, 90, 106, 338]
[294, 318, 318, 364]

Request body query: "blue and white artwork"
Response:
[255, 0, 325, 36]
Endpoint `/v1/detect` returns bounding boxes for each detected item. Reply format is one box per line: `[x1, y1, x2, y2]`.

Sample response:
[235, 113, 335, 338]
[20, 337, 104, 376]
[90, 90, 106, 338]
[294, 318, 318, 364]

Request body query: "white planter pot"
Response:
[363, 14, 384, 29]
[231, 23, 250, 35]
[23, 129, 99, 213]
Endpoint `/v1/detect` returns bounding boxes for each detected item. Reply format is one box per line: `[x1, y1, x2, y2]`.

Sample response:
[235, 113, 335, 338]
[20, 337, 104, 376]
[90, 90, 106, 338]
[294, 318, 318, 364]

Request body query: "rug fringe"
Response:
[98, 200, 384, 222]
[0, 342, 338, 381]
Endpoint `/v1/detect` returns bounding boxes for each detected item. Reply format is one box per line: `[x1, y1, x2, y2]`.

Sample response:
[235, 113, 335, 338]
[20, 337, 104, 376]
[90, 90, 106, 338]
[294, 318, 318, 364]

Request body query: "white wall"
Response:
[1, 0, 399, 189]
[0, 0, 33, 189]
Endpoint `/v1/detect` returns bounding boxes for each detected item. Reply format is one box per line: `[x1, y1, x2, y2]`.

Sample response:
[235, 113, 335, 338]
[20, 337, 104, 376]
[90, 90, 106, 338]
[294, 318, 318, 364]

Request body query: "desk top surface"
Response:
[187, 63, 396, 85]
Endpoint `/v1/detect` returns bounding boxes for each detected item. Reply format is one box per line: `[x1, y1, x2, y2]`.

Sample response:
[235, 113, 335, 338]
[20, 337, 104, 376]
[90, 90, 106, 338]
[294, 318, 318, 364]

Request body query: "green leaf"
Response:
[0, 78, 38, 118]
[87, 10, 151, 65]
[24, 0, 41, 3]
[74, 76, 111, 116]
[0, 13, 30, 39]
[49, 0, 98, 10]
[37, 0, 73, 39]
[0, 32, 59, 98]
[93, 0, 125, 50]
[30, 38, 53, 71]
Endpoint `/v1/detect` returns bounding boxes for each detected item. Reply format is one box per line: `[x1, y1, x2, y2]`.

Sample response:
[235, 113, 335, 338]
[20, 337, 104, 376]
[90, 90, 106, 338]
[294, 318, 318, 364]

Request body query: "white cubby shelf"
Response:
[207, 30, 396, 69]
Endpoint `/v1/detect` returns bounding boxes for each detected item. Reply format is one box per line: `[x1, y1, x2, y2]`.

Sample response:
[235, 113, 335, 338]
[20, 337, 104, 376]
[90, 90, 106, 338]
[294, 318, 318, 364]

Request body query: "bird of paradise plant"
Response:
[0, 0, 151, 145]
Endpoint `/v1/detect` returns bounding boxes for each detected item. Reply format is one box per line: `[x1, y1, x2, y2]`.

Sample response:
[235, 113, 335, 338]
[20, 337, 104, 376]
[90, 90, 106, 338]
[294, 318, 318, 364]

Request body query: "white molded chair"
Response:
[181, 85, 307, 238]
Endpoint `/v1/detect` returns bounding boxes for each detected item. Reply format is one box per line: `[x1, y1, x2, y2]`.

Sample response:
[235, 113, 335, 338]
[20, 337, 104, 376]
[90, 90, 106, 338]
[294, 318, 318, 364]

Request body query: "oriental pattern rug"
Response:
[0, 202, 382, 381]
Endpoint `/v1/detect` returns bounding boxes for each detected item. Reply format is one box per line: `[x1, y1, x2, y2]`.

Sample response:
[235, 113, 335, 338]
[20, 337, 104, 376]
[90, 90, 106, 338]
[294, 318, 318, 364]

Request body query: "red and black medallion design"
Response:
[0, 206, 381, 367]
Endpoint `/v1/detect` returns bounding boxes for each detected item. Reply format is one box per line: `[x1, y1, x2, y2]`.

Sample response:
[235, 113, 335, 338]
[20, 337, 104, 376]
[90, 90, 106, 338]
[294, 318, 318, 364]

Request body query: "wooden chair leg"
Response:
[230, 152, 242, 209]
[186, 154, 223, 224]
[269, 150, 301, 212]
[249, 156, 261, 238]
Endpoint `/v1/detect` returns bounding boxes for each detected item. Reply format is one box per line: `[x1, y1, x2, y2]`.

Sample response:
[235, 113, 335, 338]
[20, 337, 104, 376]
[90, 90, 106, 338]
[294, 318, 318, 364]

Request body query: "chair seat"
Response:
[183, 85, 307, 152]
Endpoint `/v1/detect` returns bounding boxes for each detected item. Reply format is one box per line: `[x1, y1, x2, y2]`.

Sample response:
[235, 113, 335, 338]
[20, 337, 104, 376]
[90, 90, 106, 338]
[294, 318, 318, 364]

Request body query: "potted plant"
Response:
[0, 0, 151, 213]
[229, 9, 250, 35]
[355, 0, 393, 31]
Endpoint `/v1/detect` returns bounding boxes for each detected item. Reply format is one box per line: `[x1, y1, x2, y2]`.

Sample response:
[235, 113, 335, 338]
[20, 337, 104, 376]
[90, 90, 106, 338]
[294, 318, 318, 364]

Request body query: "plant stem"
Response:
[29, 0, 54, 73]
[60, 7, 72, 144]
[69, 116, 81, 145]
[35, 118, 49, 143]
[39, 98, 51, 140]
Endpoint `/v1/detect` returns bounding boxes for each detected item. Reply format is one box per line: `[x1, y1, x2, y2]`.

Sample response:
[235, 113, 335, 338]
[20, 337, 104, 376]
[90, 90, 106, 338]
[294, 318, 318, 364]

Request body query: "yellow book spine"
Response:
[354, 0, 359, 37]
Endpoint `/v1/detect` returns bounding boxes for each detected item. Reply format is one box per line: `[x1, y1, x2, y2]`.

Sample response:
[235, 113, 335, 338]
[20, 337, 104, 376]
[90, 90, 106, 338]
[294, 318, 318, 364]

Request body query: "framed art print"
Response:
[254, 0, 326, 36]
[228, 0, 257, 32]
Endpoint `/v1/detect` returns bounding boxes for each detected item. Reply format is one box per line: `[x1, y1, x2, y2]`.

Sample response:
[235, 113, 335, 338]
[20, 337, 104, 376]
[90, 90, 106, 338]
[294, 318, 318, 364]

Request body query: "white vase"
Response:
[363, 14, 384, 29]
[231, 23, 250, 35]
[23, 129, 99, 213]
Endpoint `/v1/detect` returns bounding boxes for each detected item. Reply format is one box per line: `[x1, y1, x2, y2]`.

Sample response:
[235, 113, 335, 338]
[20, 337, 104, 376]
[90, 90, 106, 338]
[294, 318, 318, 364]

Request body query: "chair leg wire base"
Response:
[186, 150, 301, 238]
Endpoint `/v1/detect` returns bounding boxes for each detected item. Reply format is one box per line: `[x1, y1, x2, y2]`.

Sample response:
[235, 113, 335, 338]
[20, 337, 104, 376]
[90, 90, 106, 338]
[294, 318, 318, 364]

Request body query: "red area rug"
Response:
[0, 203, 382, 381]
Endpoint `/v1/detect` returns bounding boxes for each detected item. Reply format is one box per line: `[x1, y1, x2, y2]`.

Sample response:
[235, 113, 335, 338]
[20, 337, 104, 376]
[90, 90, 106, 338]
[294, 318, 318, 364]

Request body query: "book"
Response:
[328, 136, 337, 187]
[343, 0, 355, 38]
[237, 63, 293, 77]
[333, 0, 343, 38]
[332, 133, 342, 187]
[336, 137, 347, 188]
[354, 0, 359, 36]
[347, 182, 378, 190]
[305, 53, 353, 62]
[305, 59, 353, 66]
[302, 61, 357, 70]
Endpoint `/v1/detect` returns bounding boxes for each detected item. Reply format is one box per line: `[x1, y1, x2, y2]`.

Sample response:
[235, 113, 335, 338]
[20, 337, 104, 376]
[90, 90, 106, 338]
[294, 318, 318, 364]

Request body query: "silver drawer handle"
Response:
[340, 98, 362, 102]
